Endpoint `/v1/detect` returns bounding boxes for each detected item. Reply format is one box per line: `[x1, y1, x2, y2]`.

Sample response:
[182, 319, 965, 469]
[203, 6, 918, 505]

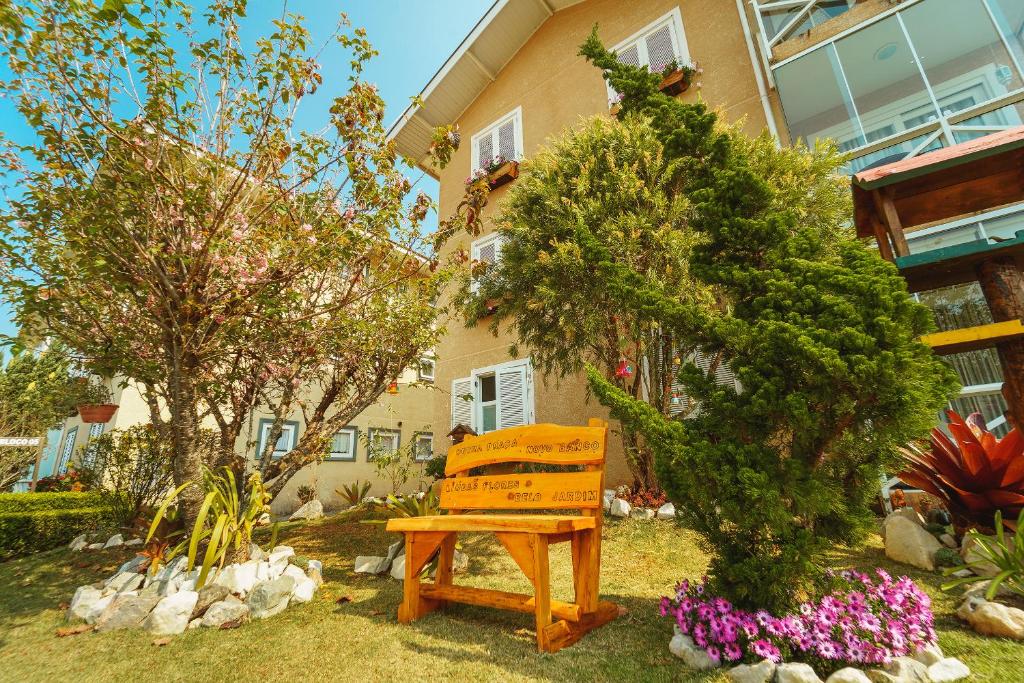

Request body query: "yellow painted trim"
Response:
[920, 320, 1024, 355]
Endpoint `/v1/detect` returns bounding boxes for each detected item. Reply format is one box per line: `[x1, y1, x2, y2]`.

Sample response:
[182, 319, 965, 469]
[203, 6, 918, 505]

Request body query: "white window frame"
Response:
[413, 432, 434, 462]
[327, 426, 358, 462]
[58, 426, 78, 474]
[606, 8, 691, 103]
[367, 427, 401, 461]
[418, 357, 435, 382]
[469, 106, 523, 174]
[471, 357, 535, 434]
[470, 233, 504, 294]
[256, 419, 299, 460]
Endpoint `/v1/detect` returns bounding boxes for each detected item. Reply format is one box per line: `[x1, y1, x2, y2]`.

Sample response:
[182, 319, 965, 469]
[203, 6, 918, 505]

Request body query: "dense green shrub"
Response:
[424, 454, 447, 481]
[0, 506, 117, 559]
[579, 30, 958, 612]
[0, 491, 108, 513]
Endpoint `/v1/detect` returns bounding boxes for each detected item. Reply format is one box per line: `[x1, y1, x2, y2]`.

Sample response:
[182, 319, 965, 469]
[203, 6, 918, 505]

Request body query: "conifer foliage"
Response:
[579, 30, 959, 611]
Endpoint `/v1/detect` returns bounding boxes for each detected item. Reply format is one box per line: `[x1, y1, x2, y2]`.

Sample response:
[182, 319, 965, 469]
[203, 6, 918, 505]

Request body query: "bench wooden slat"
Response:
[419, 584, 583, 622]
[386, 513, 595, 534]
[444, 423, 607, 475]
[439, 471, 603, 510]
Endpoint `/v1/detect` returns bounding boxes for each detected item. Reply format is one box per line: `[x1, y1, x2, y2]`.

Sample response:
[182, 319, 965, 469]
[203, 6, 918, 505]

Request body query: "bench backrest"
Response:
[440, 420, 608, 514]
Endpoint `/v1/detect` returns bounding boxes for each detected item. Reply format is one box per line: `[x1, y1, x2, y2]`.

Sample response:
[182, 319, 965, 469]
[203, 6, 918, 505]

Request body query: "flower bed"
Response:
[660, 569, 935, 672]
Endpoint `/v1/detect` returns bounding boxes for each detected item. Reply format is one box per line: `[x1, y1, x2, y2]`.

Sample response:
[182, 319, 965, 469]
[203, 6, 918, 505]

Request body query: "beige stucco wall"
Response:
[432, 0, 778, 487]
[60, 368, 437, 515]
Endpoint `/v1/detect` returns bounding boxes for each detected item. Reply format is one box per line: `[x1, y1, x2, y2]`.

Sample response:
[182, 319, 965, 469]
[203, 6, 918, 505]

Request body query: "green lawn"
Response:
[1, 514, 1021, 682]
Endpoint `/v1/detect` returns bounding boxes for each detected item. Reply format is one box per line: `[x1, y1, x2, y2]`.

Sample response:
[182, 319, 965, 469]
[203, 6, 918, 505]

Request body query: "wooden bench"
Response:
[385, 419, 619, 653]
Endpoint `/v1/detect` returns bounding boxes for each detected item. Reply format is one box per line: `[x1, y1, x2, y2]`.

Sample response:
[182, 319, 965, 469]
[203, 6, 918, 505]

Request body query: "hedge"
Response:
[0, 506, 118, 560]
[0, 491, 109, 513]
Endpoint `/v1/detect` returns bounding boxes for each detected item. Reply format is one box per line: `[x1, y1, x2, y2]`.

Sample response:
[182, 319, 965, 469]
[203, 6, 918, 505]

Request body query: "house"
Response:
[388, 0, 1024, 486]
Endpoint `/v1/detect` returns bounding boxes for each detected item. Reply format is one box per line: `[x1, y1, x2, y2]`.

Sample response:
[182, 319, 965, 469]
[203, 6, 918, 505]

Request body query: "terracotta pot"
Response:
[77, 403, 119, 423]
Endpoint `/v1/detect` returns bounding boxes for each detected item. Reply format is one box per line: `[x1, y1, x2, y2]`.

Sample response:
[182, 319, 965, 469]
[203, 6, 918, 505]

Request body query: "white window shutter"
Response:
[645, 24, 676, 73]
[470, 235, 502, 294]
[451, 377, 473, 430]
[497, 120, 516, 161]
[477, 134, 494, 169]
[497, 362, 530, 429]
[616, 43, 641, 69]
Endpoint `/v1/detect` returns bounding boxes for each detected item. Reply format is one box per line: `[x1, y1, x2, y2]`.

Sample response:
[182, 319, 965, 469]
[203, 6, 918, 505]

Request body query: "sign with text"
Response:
[0, 436, 42, 447]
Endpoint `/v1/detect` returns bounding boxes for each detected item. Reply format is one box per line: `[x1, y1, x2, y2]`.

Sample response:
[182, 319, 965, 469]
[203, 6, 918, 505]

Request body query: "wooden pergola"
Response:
[852, 126, 1024, 429]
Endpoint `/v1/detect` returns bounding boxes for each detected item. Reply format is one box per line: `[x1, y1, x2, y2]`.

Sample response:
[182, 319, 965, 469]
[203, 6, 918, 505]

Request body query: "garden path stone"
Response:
[927, 658, 970, 682]
[144, 590, 198, 635]
[247, 575, 294, 619]
[956, 596, 1024, 639]
[656, 502, 675, 520]
[668, 633, 717, 670]
[102, 534, 124, 549]
[775, 662, 823, 683]
[289, 499, 323, 520]
[201, 599, 250, 627]
[826, 668, 871, 683]
[191, 583, 230, 619]
[67, 585, 102, 621]
[95, 594, 160, 632]
[725, 659, 775, 682]
[609, 498, 631, 518]
[883, 516, 941, 570]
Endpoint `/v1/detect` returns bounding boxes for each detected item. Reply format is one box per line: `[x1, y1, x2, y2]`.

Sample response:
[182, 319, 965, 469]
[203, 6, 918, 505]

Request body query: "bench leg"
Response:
[571, 529, 598, 614]
[435, 532, 457, 607]
[398, 531, 449, 624]
[531, 533, 552, 653]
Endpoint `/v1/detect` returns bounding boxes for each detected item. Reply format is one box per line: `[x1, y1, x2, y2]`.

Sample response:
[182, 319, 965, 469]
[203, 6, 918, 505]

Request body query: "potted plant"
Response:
[466, 154, 519, 190]
[76, 379, 118, 423]
[657, 59, 700, 97]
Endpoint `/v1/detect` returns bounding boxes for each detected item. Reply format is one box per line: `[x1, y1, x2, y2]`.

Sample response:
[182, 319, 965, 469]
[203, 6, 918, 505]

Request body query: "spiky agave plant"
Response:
[899, 410, 1024, 532]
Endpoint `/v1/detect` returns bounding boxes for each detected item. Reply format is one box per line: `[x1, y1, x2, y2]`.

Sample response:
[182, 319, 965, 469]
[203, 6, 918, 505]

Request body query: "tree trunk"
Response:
[166, 358, 204, 528]
[621, 427, 658, 491]
[976, 257, 1024, 430]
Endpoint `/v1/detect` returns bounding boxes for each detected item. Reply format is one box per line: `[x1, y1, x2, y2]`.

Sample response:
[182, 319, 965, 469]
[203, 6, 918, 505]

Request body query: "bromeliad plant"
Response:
[145, 467, 278, 589]
[336, 480, 372, 508]
[899, 410, 1024, 532]
[943, 509, 1024, 599]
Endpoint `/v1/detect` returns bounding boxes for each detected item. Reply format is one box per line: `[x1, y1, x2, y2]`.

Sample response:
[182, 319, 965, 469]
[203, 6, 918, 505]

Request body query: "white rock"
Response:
[453, 549, 469, 573]
[956, 596, 1024, 639]
[307, 559, 322, 573]
[927, 658, 970, 683]
[248, 543, 265, 562]
[888, 506, 925, 527]
[187, 617, 202, 630]
[255, 512, 271, 526]
[179, 579, 196, 592]
[609, 498, 631, 518]
[630, 507, 655, 520]
[939, 533, 957, 549]
[255, 560, 274, 582]
[103, 533, 124, 549]
[775, 662, 822, 683]
[668, 633, 718, 670]
[268, 545, 295, 574]
[104, 571, 144, 595]
[117, 555, 147, 574]
[215, 560, 260, 596]
[911, 643, 944, 666]
[68, 534, 88, 551]
[289, 499, 324, 521]
[951, 568, 973, 578]
[144, 590, 199, 635]
[84, 594, 115, 624]
[656, 502, 676, 520]
[963, 579, 1013, 600]
[282, 564, 306, 583]
[291, 577, 316, 603]
[155, 556, 188, 583]
[961, 534, 1015, 578]
[200, 599, 250, 628]
[246, 576, 294, 619]
[390, 554, 406, 580]
[354, 555, 387, 574]
[68, 585, 103, 621]
[124, 538, 144, 548]
[95, 594, 160, 632]
[884, 516, 942, 570]
[825, 668, 872, 683]
[726, 659, 775, 683]
[86, 542, 104, 551]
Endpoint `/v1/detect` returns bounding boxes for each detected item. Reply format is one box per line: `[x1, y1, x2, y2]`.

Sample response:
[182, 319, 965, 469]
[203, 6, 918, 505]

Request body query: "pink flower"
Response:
[301, 223, 313, 232]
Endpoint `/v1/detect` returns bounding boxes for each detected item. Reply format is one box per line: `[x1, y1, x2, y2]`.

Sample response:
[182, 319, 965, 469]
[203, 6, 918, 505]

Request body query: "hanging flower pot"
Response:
[615, 359, 634, 378]
[387, 381, 399, 395]
[77, 403, 119, 423]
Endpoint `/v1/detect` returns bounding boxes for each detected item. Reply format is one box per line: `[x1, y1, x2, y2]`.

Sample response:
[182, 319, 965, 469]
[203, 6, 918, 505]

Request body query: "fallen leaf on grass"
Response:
[56, 624, 93, 637]
[57, 601, 69, 610]
[219, 618, 245, 630]
[336, 595, 353, 604]
[152, 637, 172, 646]
[74, 562, 91, 569]
[370, 609, 384, 616]
[616, 605, 629, 616]
[513, 628, 533, 638]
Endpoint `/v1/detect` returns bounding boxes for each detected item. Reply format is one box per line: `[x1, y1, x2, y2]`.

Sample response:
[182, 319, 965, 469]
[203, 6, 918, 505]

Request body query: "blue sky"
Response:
[0, 0, 491, 344]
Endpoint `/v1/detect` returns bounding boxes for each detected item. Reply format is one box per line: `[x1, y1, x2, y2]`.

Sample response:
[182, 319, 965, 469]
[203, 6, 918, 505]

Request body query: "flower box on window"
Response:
[657, 60, 699, 97]
[466, 156, 520, 190]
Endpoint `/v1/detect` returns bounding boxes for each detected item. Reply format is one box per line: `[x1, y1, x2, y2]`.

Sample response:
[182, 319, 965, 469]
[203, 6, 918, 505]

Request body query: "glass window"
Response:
[414, 433, 433, 462]
[328, 427, 357, 461]
[979, 208, 1024, 241]
[418, 358, 434, 382]
[257, 419, 298, 459]
[776, 43, 863, 149]
[761, 0, 855, 44]
[367, 428, 400, 460]
[479, 373, 497, 433]
[949, 390, 1010, 436]
[989, 0, 1024, 68]
[58, 426, 78, 474]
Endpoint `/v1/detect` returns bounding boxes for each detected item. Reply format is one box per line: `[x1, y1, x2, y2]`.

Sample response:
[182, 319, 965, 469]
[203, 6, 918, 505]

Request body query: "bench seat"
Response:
[386, 513, 596, 534]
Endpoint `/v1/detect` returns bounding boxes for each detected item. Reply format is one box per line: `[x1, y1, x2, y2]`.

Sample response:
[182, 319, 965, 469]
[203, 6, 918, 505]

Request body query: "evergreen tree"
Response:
[579, 29, 959, 611]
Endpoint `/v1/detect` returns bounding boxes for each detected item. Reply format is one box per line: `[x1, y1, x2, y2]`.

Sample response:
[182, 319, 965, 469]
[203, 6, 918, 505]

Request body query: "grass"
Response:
[0, 514, 1022, 682]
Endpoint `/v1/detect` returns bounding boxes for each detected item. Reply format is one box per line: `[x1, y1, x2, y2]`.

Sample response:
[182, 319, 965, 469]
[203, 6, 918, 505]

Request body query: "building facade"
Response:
[390, 0, 1024, 486]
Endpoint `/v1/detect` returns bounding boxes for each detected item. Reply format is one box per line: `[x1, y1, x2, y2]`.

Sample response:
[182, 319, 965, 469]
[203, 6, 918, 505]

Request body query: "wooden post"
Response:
[531, 533, 552, 652]
[976, 256, 1024, 430]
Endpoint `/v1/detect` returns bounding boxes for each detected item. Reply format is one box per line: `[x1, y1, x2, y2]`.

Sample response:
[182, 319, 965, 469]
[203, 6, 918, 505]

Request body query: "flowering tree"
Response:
[0, 0, 456, 521]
